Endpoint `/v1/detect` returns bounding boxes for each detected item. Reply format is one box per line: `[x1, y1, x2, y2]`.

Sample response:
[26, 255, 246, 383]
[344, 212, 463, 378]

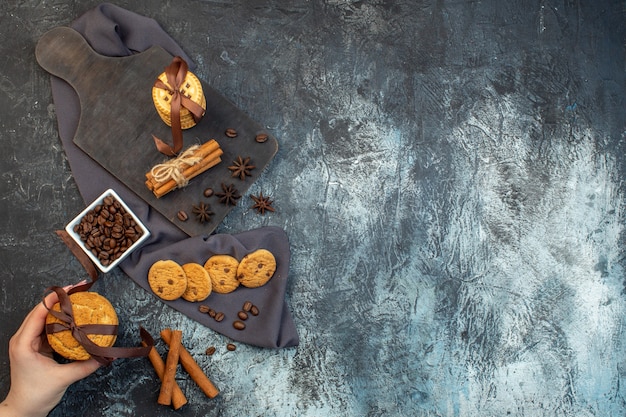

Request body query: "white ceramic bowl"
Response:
[65, 189, 150, 273]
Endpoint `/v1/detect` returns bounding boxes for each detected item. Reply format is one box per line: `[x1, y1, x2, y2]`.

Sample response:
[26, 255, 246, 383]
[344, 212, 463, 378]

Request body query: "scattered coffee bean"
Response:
[208, 308, 216, 318]
[205, 346, 216, 356]
[73, 193, 143, 267]
[214, 312, 225, 322]
[250, 305, 259, 316]
[177, 210, 188, 222]
[198, 304, 210, 314]
[242, 301, 252, 312]
[233, 320, 246, 330]
[226, 343, 236, 351]
[203, 187, 214, 198]
[255, 133, 268, 143]
[225, 128, 238, 138]
[237, 311, 248, 321]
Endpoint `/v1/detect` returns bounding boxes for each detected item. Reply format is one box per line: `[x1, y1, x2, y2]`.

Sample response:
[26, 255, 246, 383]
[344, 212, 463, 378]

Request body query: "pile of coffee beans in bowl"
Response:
[65, 189, 150, 273]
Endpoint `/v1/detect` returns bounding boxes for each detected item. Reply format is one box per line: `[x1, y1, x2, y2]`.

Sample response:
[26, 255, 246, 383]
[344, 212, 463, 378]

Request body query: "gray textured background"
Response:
[1, 1, 625, 416]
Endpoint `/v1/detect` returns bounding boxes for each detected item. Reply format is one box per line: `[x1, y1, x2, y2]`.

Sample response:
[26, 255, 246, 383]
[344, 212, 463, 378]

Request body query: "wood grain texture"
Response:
[35, 27, 277, 237]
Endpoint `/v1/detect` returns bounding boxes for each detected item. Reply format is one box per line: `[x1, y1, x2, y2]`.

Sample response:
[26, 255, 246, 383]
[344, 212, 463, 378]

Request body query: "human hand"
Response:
[0, 285, 102, 417]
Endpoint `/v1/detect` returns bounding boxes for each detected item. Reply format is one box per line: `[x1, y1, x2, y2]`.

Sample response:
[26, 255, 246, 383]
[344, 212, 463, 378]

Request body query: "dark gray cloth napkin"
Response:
[47, 3, 298, 348]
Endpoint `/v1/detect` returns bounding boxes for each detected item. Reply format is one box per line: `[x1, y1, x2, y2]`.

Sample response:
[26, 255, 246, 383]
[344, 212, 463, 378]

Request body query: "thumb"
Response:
[57, 358, 102, 386]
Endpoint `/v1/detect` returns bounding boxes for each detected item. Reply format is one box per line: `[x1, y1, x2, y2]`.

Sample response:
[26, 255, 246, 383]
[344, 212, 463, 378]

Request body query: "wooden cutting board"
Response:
[35, 27, 278, 236]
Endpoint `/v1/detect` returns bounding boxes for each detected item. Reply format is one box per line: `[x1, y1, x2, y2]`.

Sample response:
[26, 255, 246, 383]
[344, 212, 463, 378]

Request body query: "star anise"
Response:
[251, 192, 275, 215]
[192, 202, 213, 223]
[216, 183, 241, 206]
[228, 156, 255, 180]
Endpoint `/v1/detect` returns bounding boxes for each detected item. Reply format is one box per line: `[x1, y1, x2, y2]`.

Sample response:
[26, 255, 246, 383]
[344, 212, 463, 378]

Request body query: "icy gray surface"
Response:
[1, 1, 625, 416]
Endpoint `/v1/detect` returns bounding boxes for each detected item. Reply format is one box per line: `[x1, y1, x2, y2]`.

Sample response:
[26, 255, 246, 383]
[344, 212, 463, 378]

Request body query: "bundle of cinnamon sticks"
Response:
[145, 139, 222, 198]
[141, 328, 219, 410]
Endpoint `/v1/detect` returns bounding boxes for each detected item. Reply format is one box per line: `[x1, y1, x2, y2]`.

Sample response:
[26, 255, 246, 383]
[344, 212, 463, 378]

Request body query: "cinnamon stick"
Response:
[147, 140, 219, 180]
[147, 138, 219, 184]
[158, 329, 183, 406]
[141, 340, 187, 410]
[160, 328, 219, 399]
[145, 140, 223, 197]
[152, 151, 222, 198]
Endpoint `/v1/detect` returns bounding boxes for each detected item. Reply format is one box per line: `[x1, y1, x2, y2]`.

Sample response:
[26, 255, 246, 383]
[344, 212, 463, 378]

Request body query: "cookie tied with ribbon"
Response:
[44, 284, 152, 366]
[152, 56, 206, 156]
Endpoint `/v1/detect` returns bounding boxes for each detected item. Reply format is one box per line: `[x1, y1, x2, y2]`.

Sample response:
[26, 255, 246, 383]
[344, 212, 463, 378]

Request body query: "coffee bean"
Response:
[255, 133, 268, 143]
[237, 311, 248, 321]
[250, 305, 259, 316]
[203, 188, 214, 198]
[225, 128, 238, 138]
[208, 308, 216, 318]
[226, 343, 236, 351]
[198, 304, 210, 314]
[233, 320, 246, 330]
[214, 312, 225, 322]
[205, 346, 216, 356]
[74, 193, 144, 268]
[177, 210, 188, 222]
[242, 301, 252, 312]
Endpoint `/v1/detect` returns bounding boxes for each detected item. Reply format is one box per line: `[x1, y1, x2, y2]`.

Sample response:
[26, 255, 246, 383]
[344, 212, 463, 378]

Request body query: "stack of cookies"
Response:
[148, 249, 276, 302]
[152, 68, 206, 129]
[46, 292, 119, 361]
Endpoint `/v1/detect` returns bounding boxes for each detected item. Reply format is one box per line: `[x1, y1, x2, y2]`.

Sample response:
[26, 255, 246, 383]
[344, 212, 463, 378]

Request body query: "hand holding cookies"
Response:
[0, 286, 101, 417]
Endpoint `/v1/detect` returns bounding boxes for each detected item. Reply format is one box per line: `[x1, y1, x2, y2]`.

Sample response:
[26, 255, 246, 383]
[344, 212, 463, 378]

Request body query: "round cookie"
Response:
[155, 94, 206, 129]
[46, 292, 118, 361]
[203, 255, 240, 294]
[152, 70, 206, 129]
[236, 249, 277, 288]
[148, 260, 187, 300]
[181, 262, 212, 302]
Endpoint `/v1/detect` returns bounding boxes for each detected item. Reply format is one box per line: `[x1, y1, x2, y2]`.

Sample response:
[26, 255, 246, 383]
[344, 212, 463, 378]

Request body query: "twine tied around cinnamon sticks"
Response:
[150, 145, 203, 187]
[145, 139, 223, 198]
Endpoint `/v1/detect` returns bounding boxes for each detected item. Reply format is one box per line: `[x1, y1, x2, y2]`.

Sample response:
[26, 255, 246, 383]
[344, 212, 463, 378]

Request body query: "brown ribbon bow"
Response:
[44, 284, 151, 366]
[45, 231, 152, 366]
[152, 56, 205, 156]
